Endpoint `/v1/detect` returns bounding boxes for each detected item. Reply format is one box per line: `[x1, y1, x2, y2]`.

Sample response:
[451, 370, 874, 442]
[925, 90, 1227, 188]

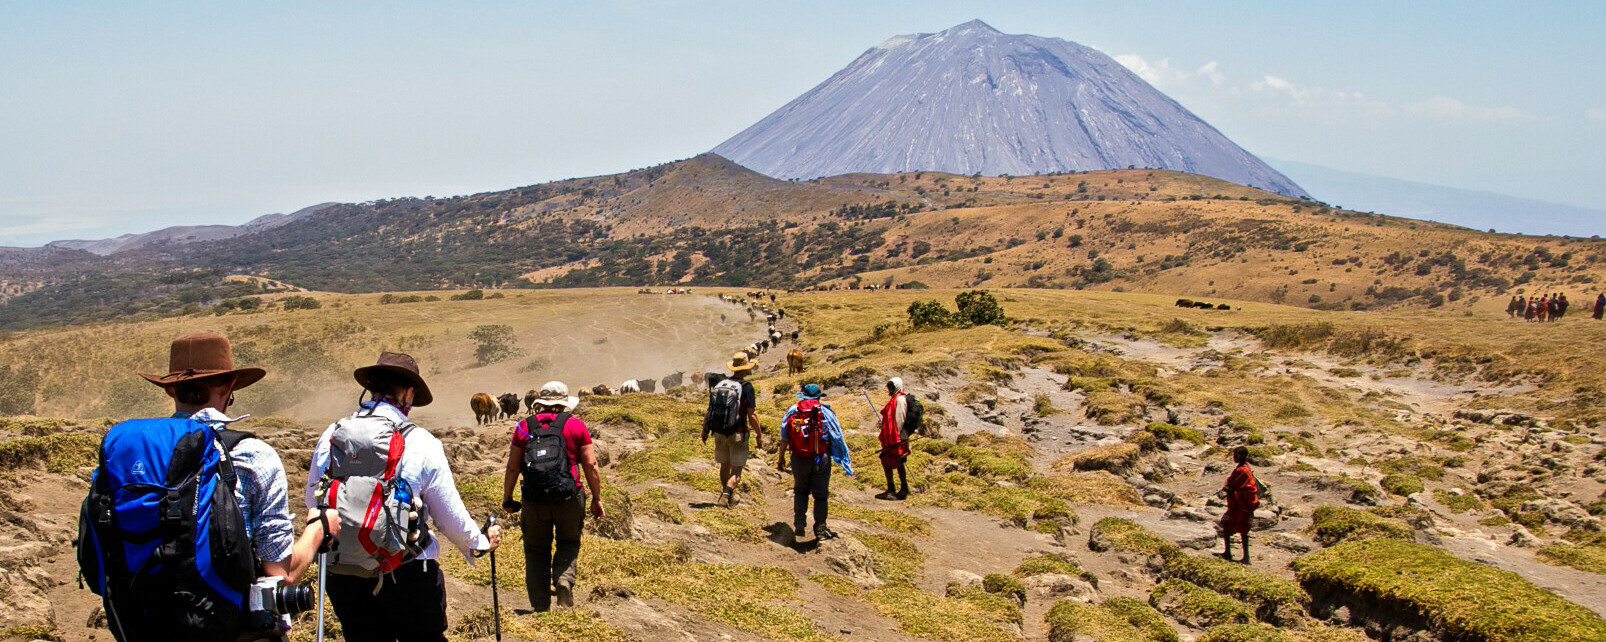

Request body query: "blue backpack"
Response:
[76, 415, 258, 642]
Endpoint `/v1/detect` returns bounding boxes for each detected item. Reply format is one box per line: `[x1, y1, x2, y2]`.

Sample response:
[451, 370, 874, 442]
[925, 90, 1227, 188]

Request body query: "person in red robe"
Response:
[1218, 446, 1259, 564]
[877, 377, 912, 500]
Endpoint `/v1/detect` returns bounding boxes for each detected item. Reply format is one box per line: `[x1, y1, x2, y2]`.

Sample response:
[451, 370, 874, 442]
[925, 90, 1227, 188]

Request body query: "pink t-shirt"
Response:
[512, 413, 593, 485]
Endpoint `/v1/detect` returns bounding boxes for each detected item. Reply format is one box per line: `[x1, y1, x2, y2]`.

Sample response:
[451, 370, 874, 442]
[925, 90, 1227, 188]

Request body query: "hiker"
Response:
[1217, 445, 1259, 564]
[305, 352, 501, 642]
[778, 383, 854, 541]
[1595, 293, 1605, 320]
[1507, 295, 1523, 318]
[78, 333, 338, 642]
[1526, 297, 1539, 321]
[501, 381, 604, 613]
[703, 351, 762, 506]
[876, 377, 919, 500]
[1559, 294, 1570, 319]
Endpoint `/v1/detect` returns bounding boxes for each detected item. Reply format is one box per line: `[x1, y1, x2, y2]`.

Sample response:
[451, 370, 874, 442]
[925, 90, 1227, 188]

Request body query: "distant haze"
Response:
[1269, 160, 1606, 238]
[715, 21, 1307, 197]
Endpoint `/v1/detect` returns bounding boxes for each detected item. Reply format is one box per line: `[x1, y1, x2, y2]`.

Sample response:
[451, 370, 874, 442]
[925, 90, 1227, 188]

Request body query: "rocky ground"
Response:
[3, 291, 1605, 642]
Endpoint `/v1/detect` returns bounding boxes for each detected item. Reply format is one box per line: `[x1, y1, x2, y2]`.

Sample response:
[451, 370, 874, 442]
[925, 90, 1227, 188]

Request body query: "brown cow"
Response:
[470, 392, 496, 425]
[787, 349, 805, 375]
[524, 389, 539, 412]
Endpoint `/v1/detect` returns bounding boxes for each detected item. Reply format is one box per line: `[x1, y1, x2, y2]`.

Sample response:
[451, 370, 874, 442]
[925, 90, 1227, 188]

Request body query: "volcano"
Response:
[714, 20, 1306, 196]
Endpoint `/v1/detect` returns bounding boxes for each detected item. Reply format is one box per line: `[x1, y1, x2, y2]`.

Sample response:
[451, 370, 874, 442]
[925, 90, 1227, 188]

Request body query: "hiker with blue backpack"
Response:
[777, 383, 854, 542]
[77, 333, 340, 642]
[500, 381, 605, 612]
[305, 352, 502, 642]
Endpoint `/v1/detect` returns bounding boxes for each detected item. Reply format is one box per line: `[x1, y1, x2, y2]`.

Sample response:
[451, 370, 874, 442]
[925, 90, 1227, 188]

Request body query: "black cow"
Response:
[497, 393, 520, 419]
[637, 377, 658, 393]
[1176, 299, 1194, 308]
[661, 371, 685, 390]
[704, 372, 727, 389]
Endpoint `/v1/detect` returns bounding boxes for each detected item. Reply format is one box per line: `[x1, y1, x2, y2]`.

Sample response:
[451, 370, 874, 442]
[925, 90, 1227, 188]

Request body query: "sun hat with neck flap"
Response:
[139, 332, 266, 390]
[353, 351, 434, 407]
[532, 381, 579, 411]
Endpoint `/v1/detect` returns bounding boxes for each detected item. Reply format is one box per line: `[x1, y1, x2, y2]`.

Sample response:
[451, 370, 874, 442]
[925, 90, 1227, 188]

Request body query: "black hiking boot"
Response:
[814, 525, 838, 540]
[875, 490, 897, 500]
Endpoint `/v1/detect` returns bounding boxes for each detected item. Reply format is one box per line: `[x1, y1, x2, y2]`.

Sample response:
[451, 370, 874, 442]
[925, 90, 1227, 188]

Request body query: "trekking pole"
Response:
[485, 513, 501, 642]
[315, 488, 334, 642]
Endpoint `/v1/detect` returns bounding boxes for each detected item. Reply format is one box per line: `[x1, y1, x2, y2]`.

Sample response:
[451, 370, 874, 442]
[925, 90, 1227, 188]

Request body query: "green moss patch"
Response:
[1309, 505, 1414, 546]
[809, 572, 862, 597]
[1199, 623, 1293, 642]
[1102, 596, 1178, 642]
[1433, 488, 1484, 513]
[1013, 553, 1096, 585]
[1292, 538, 1606, 642]
[947, 582, 1025, 625]
[1145, 421, 1207, 446]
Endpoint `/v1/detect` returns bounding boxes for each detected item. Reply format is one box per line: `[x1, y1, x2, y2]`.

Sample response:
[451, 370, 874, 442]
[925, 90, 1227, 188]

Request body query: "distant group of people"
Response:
[1505, 292, 1606, 321]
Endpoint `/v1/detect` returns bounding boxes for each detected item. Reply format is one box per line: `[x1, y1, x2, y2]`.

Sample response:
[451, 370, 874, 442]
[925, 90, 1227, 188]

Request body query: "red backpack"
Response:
[787, 400, 826, 456]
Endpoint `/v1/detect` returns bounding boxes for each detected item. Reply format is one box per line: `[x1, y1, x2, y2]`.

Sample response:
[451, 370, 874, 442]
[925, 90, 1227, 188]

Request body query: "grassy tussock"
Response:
[691, 504, 768, 543]
[853, 532, 926, 583]
[1379, 473, 1425, 496]
[1013, 553, 1096, 584]
[632, 486, 686, 524]
[1088, 517, 1183, 560]
[1030, 471, 1145, 507]
[1536, 543, 1606, 574]
[1044, 600, 1155, 642]
[1145, 421, 1206, 446]
[450, 606, 629, 642]
[0, 431, 100, 473]
[833, 502, 934, 536]
[868, 584, 1021, 642]
[809, 572, 861, 597]
[1292, 538, 1606, 642]
[1102, 597, 1179, 642]
[1053, 442, 1142, 474]
[911, 471, 1074, 531]
[1309, 505, 1415, 546]
[1150, 578, 1255, 627]
[1162, 555, 1309, 625]
[946, 581, 1025, 625]
[1433, 488, 1485, 513]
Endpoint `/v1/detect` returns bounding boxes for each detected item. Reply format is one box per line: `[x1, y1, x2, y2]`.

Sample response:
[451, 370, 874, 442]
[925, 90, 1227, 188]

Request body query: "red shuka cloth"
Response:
[879, 392, 910, 469]
[1219, 463, 1259, 535]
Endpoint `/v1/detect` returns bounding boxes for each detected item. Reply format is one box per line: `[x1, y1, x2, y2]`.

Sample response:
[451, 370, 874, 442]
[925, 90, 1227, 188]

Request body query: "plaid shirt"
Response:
[187, 409, 296, 563]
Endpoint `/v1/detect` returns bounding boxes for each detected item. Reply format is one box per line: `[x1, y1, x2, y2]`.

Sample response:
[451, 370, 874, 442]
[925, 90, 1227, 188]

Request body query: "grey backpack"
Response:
[316, 413, 430, 578]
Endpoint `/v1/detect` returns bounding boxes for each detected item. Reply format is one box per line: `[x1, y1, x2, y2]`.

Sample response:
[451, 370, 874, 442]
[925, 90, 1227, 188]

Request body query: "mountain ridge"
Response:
[45, 202, 338, 256]
[714, 20, 1307, 197]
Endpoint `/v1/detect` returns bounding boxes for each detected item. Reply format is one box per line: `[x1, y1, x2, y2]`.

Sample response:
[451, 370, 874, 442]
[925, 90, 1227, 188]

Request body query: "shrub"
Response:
[469, 324, 524, 366]
[955, 290, 1008, 326]
[280, 295, 321, 310]
[907, 300, 955, 329]
[450, 289, 486, 301]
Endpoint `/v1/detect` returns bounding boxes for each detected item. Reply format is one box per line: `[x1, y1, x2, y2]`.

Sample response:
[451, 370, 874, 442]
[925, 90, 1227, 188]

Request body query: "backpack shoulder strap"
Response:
[214, 428, 256, 492]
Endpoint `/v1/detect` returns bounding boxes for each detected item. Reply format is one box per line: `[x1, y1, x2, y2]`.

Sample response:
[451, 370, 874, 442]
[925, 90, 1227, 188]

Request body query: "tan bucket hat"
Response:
[728, 351, 755, 373]
[139, 332, 266, 390]
[353, 352, 434, 407]
[532, 381, 579, 411]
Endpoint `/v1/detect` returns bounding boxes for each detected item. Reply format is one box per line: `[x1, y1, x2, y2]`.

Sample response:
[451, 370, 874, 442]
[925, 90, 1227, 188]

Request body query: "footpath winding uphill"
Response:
[4, 288, 1606, 642]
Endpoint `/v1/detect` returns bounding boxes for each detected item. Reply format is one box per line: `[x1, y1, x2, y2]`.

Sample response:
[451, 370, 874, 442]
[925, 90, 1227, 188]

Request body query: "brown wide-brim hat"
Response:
[728, 351, 755, 373]
[353, 351, 433, 407]
[139, 332, 266, 390]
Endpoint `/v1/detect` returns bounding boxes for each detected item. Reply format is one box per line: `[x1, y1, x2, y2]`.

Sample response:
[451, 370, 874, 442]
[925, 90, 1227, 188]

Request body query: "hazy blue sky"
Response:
[3, 1, 1602, 245]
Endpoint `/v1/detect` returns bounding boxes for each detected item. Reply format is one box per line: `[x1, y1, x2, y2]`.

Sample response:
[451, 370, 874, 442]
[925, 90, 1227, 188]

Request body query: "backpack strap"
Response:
[214, 428, 255, 493]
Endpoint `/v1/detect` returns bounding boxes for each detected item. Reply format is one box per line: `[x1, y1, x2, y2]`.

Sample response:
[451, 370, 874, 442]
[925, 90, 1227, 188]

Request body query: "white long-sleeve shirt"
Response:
[304, 402, 490, 562]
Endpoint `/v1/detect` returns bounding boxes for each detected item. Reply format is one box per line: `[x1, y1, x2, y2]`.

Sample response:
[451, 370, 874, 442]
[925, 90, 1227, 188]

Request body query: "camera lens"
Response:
[274, 583, 316, 615]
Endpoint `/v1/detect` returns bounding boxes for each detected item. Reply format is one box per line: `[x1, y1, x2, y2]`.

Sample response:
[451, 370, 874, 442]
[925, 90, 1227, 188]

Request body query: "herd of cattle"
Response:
[1175, 298, 1233, 310]
[467, 290, 806, 425]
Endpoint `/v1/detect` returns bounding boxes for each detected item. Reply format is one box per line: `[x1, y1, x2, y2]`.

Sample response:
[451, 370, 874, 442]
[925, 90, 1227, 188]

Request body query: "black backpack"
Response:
[77, 416, 259, 642]
[705, 378, 746, 435]
[902, 394, 924, 436]
[522, 413, 579, 502]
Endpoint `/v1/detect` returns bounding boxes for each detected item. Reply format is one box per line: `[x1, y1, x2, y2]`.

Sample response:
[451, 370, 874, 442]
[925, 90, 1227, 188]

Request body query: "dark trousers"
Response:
[521, 489, 586, 611]
[326, 559, 448, 642]
[792, 455, 831, 531]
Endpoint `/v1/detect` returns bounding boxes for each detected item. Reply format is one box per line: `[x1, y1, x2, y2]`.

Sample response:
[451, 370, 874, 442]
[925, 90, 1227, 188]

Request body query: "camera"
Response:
[246, 575, 315, 632]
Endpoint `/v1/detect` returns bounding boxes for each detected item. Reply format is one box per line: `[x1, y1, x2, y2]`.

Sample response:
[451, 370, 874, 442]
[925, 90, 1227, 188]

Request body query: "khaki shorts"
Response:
[712, 431, 750, 468]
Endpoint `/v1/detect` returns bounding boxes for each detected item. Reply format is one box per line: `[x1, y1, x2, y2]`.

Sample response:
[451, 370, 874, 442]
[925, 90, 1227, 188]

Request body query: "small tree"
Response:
[469, 324, 524, 366]
[907, 300, 954, 330]
[955, 290, 1007, 326]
